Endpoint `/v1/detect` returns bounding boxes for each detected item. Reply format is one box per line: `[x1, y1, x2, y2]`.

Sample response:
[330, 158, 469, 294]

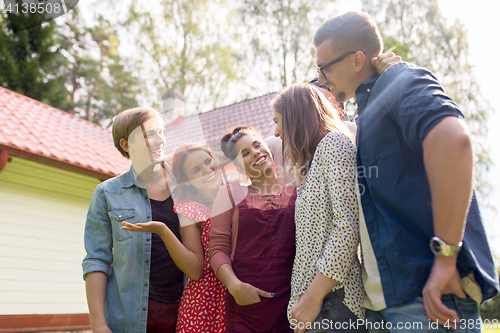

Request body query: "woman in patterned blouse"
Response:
[271, 83, 367, 333]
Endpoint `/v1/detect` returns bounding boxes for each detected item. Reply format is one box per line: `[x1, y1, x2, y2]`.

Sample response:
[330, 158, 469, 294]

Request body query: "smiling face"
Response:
[316, 40, 357, 103]
[273, 109, 283, 138]
[234, 134, 274, 179]
[181, 150, 221, 192]
[126, 115, 166, 168]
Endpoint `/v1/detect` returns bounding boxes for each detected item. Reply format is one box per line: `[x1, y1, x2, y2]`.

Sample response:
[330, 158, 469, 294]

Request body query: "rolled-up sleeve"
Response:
[82, 185, 113, 280]
[315, 133, 360, 283]
[390, 68, 464, 152]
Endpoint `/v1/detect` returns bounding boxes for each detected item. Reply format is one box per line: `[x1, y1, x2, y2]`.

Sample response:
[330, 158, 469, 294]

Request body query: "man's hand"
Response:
[291, 293, 323, 333]
[91, 323, 113, 333]
[228, 280, 274, 306]
[422, 256, 466, 328]
[372, 52, 402, 75]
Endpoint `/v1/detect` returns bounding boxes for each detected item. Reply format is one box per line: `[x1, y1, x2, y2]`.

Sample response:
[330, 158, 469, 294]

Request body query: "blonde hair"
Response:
[112, 107, 163, 158]
[270, 83, 354, 178]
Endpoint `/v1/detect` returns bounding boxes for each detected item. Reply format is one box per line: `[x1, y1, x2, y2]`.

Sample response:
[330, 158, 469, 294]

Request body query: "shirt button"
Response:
[147, 216, 150, 219]
[367, 88, 371, 93]
[145, 196, 148, 199]
[146, 238, 150, 241]
[143, 308, 146, 311]
[144, 283, 148, 287]
[146, 260, 149, 264]
[118, 215, 122, 219]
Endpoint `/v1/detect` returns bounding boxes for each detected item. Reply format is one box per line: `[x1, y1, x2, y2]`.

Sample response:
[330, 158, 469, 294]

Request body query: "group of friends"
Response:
[81, 11, 499, 333]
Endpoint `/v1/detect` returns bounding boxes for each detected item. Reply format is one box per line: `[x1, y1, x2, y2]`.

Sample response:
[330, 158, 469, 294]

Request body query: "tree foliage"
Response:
[0, 4, 139, 124]
[58, 8, 140, 124]
[124, 0, 239, 114]
[479, 256, 500, 320]
[0, 6, 72, 110]
[361, 0, 492, 196]
[236, 0, 341, 94]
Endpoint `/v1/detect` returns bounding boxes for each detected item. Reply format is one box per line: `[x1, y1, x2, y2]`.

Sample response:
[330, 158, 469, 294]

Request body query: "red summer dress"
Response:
[174, 199, 226, 333]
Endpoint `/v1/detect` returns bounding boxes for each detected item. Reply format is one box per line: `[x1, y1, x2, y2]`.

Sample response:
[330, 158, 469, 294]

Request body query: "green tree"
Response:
[58, 8, 140, 123]
[361, 0, 492, 196]
[479, 256, 500, 320]
[124, 0, 239, 114]
[0, 3, 73, 110]
[236, 0, 341, 94]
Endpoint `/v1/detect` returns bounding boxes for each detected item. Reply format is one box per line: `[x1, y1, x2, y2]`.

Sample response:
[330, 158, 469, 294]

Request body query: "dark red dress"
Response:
[224, 186, 296, 333]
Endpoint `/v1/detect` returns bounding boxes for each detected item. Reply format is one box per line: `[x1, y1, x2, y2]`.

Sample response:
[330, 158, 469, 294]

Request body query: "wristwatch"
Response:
[430, 236, 462, 256]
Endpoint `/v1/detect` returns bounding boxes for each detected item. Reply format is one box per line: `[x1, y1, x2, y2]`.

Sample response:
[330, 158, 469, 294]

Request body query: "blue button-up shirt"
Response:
[355, 62, 499, 307]
[82, 165, 177, 333]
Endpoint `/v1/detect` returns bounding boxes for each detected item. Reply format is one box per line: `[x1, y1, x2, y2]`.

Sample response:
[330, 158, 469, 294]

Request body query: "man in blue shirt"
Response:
[311, 11, 499, 333]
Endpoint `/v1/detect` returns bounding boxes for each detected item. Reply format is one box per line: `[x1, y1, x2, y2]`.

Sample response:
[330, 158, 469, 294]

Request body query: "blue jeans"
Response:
[366, 295, 481, 333]
[305, 288, 368, 333]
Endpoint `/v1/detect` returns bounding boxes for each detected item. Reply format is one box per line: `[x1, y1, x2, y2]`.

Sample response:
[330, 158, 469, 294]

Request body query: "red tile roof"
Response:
[165, 92, 278, 154]
[0, 86, 130, 179]
[0, 86, 277, 179]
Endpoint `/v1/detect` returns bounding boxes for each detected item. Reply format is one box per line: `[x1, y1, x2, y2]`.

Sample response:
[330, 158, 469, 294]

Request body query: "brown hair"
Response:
[172, 143, 218, 203]
[270, 83, 354, 178]
[112, 107, 163, 158]
[313, 11, 383, 58]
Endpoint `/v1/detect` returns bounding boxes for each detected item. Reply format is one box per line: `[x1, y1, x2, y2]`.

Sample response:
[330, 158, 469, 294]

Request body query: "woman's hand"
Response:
[120, 221, 166, 234]
[372, 51, 402, 75]
[228, 280, 274, 306]
[291, 293, 323, 333]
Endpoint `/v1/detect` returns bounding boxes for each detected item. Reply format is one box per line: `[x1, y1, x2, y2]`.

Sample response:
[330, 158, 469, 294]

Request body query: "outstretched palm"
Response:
[121, 221, 165, 234]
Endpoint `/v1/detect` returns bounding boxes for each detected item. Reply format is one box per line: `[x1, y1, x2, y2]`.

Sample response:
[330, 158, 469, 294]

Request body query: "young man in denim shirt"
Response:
[82, 107, 183, 333]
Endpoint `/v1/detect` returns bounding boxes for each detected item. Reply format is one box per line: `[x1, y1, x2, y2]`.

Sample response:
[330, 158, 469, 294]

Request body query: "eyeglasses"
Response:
[309, 77, 331, 92]
[317, 51, 358, 81]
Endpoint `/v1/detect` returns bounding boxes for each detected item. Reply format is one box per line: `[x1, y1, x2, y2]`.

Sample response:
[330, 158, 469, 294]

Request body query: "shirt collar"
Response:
[358, 72, 379, 91]
[355, 72, 379, 114]
[122, 165, 141, 189]
[121, 162, 176, 189]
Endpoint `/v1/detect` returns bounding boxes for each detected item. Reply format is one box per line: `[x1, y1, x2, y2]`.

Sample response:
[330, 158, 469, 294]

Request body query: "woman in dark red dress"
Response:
[209, 127, 296, 333]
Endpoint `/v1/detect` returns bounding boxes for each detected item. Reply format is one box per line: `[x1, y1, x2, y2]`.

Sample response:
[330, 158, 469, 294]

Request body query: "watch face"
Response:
[431, 240, 441, 254]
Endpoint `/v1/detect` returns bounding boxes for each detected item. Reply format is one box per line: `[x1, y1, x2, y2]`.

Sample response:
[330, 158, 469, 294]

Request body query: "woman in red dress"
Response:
[122, 143, 226, 333]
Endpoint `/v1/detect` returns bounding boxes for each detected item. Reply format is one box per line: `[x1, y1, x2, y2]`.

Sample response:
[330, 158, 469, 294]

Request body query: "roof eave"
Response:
[0, 144, 122, 181]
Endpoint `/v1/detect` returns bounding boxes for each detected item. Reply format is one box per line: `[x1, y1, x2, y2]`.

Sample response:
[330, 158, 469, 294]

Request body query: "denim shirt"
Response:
[355, 62, 499, 307]
[82, 164, 176, 333]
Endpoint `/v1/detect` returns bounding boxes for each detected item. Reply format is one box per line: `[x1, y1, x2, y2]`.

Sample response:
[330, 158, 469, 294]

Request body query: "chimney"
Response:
[161, 90, 186, 124]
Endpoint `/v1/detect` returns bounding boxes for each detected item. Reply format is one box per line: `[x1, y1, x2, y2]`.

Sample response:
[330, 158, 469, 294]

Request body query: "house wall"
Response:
[0, 157, 100, 315]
